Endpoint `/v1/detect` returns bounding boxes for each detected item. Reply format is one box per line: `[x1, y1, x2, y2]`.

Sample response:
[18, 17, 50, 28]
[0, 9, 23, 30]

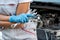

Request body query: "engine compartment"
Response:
[30, 1, 60, 30]
[30, 1, 60, 40]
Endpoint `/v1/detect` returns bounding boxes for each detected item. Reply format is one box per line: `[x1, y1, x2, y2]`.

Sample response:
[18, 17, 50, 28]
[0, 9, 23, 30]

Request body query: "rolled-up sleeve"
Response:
[19, 0, 33, 3]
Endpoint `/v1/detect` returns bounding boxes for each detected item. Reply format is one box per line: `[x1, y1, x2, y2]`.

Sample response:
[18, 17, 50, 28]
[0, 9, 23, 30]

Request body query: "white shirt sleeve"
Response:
[19, 0, 33, 3]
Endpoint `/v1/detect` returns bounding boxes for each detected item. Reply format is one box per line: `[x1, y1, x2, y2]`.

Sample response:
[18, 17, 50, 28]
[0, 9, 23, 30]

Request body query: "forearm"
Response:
[16, 2, 30, 15]
[0, 15, 10, 21]
[0, 21, 24, 29]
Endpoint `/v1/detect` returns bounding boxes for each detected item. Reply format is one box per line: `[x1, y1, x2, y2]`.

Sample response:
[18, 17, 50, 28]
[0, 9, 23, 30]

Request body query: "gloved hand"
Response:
[9, 14, 28, 23]
[18, 13, 35, 22]
[9, 13, 35, 23]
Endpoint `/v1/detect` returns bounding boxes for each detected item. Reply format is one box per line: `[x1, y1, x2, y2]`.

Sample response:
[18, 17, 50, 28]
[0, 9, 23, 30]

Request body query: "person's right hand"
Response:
[9, 14, 29, 23]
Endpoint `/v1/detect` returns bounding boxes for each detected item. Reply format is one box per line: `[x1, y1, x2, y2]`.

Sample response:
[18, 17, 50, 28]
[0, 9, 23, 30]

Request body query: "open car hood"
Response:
[31, 0, 60, 11]
[34, 0, 60, 4]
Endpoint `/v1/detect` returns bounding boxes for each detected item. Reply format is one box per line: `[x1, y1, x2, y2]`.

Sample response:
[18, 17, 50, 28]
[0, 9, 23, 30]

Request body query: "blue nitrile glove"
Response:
[9, 14, 29, 23]
[26, 13, 35, 18]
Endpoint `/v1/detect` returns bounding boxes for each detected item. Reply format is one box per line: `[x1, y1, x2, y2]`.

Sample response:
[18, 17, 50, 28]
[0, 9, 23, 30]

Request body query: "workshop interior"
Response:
[30, 0, 60, 40]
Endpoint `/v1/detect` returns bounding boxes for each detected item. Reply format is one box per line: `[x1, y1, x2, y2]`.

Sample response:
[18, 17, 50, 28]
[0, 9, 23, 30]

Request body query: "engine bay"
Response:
[30, 1, 60, 30]
[30, 1, 60, 40]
